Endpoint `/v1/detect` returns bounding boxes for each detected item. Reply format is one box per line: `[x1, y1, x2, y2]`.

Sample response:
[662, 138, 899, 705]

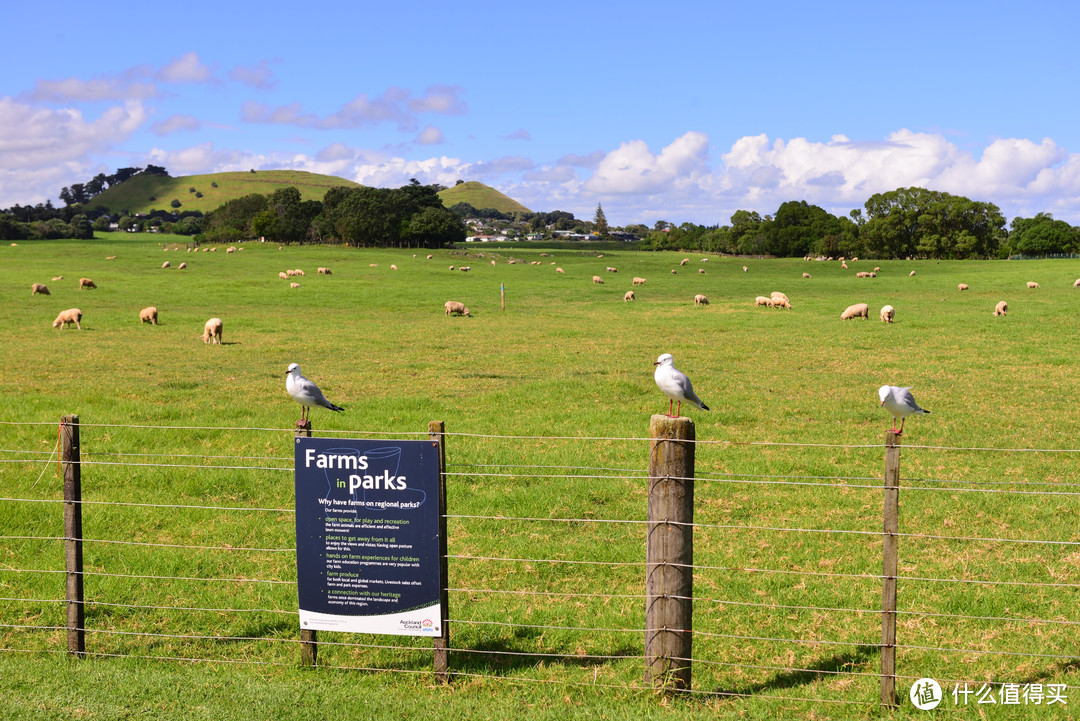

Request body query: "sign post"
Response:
[295, 437, 444, 638]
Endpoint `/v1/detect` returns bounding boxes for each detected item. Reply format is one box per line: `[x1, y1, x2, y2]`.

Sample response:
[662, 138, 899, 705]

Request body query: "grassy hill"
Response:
[89, 170, 362, 215]
[437, 181, 531, 215]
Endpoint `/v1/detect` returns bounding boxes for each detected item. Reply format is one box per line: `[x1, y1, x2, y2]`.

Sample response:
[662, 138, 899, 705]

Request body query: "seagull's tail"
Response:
[323, 402, 345, 412]
[700, 403, 710, 411]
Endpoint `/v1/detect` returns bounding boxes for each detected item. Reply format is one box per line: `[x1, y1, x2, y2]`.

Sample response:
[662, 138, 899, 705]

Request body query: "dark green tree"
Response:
[594, 203, 609, 236]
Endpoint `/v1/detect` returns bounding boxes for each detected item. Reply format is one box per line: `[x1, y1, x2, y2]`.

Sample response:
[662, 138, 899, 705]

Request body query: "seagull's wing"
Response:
[674, 369, 708, 410]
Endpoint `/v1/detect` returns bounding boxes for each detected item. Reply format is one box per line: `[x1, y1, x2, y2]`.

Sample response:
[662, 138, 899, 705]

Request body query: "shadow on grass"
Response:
[448, 637, 642, 675]
[708, 644, 878, 699]
[1017, 659, 1080, 686]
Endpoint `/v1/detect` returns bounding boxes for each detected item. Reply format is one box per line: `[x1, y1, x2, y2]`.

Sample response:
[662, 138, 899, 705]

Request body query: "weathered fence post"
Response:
[645, 414, 695, 691]
[429, 421, 450, 682]
[881, 430, 901, 707]
[60, 414, 84, 656]
[295, 419, 317, 666]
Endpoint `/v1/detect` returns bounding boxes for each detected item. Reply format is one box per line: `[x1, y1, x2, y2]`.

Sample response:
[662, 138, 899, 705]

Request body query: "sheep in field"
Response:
[698, 268, 705, 274]
[279, 272, 289, 280]
[556, 267, 564, 274]
[593, 275, 604, 284]
[162, 261, 171, 269]
[958, 283, 969, 291]
[427, 255, 433, 260]
[632, 277, 647, 286]
[79, 278, 96, 289]
[445, 301, 470, 317]
[993, 301, 1008, 317]
[680, 258, 689, 266]
[880, 305, 895, 323]
[202, 318, 223, 345]
[1073, 278, 1080, 288]
[318, 267, 331, 275]
[803, 273, 811, 278]
[910, 270, 916, 277]
[694, 294, 709, 306]
[772, 296, 792, 309]
[1027, 281, 1039, 289]
[178, 262, 186, 269]
[294, 269, 305, 276]
[52, 276, 63, 281]
[31, 283, 50, 295]
[290, 282, 300, 289]
[755, 296, 774, 307]
[53, 308, 82, 330]
[841, 303, 869, 320]
[390, 265, 398, 270]
[623, 290, 635, 302]
[139, 307, 158, 325]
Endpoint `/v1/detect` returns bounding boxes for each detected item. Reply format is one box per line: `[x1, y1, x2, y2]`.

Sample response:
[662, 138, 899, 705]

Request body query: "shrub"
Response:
[171, 199, 182, 208]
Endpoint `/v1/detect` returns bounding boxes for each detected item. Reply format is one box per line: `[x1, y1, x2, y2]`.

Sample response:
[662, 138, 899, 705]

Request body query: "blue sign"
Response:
[294, 437, 442, 636]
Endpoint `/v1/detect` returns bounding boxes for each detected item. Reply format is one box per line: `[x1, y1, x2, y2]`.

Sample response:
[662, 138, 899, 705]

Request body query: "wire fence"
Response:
[1, 417, 1078, 711]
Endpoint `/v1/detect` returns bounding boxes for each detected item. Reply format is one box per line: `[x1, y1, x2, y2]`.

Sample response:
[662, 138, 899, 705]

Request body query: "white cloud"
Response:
[503, 129, 531, 141]
[151, 114, 201, 136]
[407, 85, 467, 115]
[27, 76, 157, 102]
[585, 131, 710, 195]
[415, 125, 444, 145]
[157, 52, 215, 84]
[229, 60, 278, 90]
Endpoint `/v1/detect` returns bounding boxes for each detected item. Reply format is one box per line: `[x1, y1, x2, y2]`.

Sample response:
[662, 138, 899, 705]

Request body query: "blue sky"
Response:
[3, 0, 1079, 227]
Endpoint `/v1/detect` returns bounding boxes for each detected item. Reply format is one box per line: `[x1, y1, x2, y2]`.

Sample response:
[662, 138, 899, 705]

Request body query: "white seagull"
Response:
[878, 385, 929, 435]
[653, 353, 710, 418]
[286, 363, 344, 423]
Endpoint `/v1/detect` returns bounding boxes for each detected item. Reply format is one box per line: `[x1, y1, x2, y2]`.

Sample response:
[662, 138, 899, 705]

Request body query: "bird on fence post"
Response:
[654, 353, 710, 418]
[286, 363, 344, 424]
[878, 385, 929, 435]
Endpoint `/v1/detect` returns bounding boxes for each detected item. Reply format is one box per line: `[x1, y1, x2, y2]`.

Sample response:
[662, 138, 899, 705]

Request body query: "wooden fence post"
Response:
[60, 415, 84, 656]
[645, 414, 695, 691]
[881, 430, 901, 707]
[429, 421, 450, 682]
[295, 419, 317, 666]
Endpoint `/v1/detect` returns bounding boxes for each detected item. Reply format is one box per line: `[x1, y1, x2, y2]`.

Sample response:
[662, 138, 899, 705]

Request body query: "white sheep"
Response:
[390, 264, 398, 270]
[427, 255, 433, 260]
[592, 275, 604, 284]
[841, 303, 869, 320]
[556, 267, 564, 274]
[460, 266, 471, 272]
[680, 258, 689, 266]
[607, 267, 618, 273]
[140, 306, 158, 325]
[958, 283, 969, 291]
[227, 247, 236, 253]
[449, 265, 455, 271]
[1073, 278, 1080, 288]
[910, 270, 916, 277]
[623, 290, 635, 302]
[770, 291, 789, 303]
[318, 267, 332, 275]
[632, 277, 647, 286]
[802, 273, 811, 279]
[79, 278, 96, 289]
[742, 266, 748, 272]
[694, 294, 709, 306]
[53, 308, 82, 329]
[294, 269, 305, 276]
[444, 301, 470, 317]
[856, 271, 869, 278]
[279, 272, 289, 280]
[755, 296, 774, 307]
[162, 261, 171, 269]
[1026, 281, 1039, 289]
[880, 305, 895, 323]
[841, 261, 848, 269]
[178, 262, 186, 270]
[31, 283, 50, 295]
[52, 276, 63, 281]
[286, 269, 297, 276]
[202, 318, 223, 345]
[993, 300, 1008, 317]
[491, 260, 496, 266]
[290, 282, 300, 289]
[874, 266, 880, 272]
[697, 268, 705, 274]
[671, 269, 678, 275]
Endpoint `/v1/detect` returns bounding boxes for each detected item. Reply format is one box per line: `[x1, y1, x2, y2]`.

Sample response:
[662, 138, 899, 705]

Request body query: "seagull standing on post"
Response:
[654, 353, 710, 418]
[286, 363, 344, 423]
[878, 385, 929, 435]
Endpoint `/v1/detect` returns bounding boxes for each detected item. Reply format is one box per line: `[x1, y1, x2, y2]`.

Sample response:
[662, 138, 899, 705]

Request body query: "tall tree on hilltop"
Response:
[594, 203, 609, 236]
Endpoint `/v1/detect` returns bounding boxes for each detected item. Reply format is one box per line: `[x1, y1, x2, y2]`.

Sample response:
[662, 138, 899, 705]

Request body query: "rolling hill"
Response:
[437, 181, 531, 215]
[88, 170, 362, 215]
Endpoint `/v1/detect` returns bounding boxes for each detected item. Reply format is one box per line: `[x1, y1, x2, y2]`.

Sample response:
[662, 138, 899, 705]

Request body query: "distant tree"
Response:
[403, 206, 467, 247]
[188, 187, 196, 193]
[92, 216, 112, 232]
[594, 203, 609, 236]
[142, 164, 169, 176]
[1008, 213, 1080, 256]
[861, 187, 1005, 259]
[170, 199, 182, 208]
[69, 214, 93, 239]
[455, 179, 464, 185]
[195, 191, 203, 198]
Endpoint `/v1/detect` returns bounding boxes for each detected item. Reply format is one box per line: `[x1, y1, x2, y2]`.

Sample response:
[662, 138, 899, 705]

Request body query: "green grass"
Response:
[437, 181, 531, 215]
[2, 237, 1080, 719]
[88, 171, 361, 215]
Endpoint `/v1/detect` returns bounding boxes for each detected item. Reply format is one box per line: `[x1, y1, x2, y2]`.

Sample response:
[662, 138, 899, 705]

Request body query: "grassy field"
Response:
[2, 235, 1080, 719]
[436, 181, 531, 215]
[88, 171, 361, 215]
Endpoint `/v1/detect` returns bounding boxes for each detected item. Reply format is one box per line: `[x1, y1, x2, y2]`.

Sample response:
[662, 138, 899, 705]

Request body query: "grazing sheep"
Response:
[770, 291, 789, 303]
[680, 258, 689, 266]
[390, 265, 398, 270]
[694, 294, 709, 306]
[958, 283, 969, 291]
[1073, 278, 1080, 288]
[606, 266, 618, 273]
[427, 255, 433, 260]
[803, 273, 811, 278]
[202, 318, 223, 345]
[623, 290, 635, 302]
[490, 260, 496, 266]
[444, 301, 470, 317]
[139, 306, 158, 325]
[294, 269, 305, 276]
[290, 282, 300, 289]
[227, 247, 236, 253]
[773, 297, 792, 309]
[52, 308, 82, 330]
[910, 270, 916, 277]
[556, 267, 564, 274]
[318, 267, 331, 275]
[593, 275, 604, 284]
[701, 258, 709, 262]
[286, 269, 297, 276]
[869, 272, 877, 278]
[79, 278, 96, 289]
[449, 265, 455, 271]
[874, 267, 880, 272]
[841, 303, 869, 320]
[369, 264, 378, 267]
[993, 300, 1008, 317]
[31, 283, 50, 295]
[105, 256, 116, 260]
[698, 268, 705, 274]
[742, 266, 748, 272]
[52, 276, 63, 281]
[632, 277, 647, 286]
[880, 305, 895, 323]
[841, 261, 849, 270]
[178, 262, 186, 269]
[755, 296, 774, 307]
[856, 271, 869, 278]
[460, 266, 471, 272]
[279, 272, 289, 280]
[162, 261, 171, 269]
[1026, 281, 1039, 289]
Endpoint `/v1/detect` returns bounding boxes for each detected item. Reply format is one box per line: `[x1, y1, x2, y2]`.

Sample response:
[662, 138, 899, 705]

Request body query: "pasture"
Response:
[2, 235, 1079, 719]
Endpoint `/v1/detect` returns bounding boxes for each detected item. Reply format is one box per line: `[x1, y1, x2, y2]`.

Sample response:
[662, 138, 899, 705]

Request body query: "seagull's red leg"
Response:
[676, 401, 682, 418]
[668, 399, 674, 417]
